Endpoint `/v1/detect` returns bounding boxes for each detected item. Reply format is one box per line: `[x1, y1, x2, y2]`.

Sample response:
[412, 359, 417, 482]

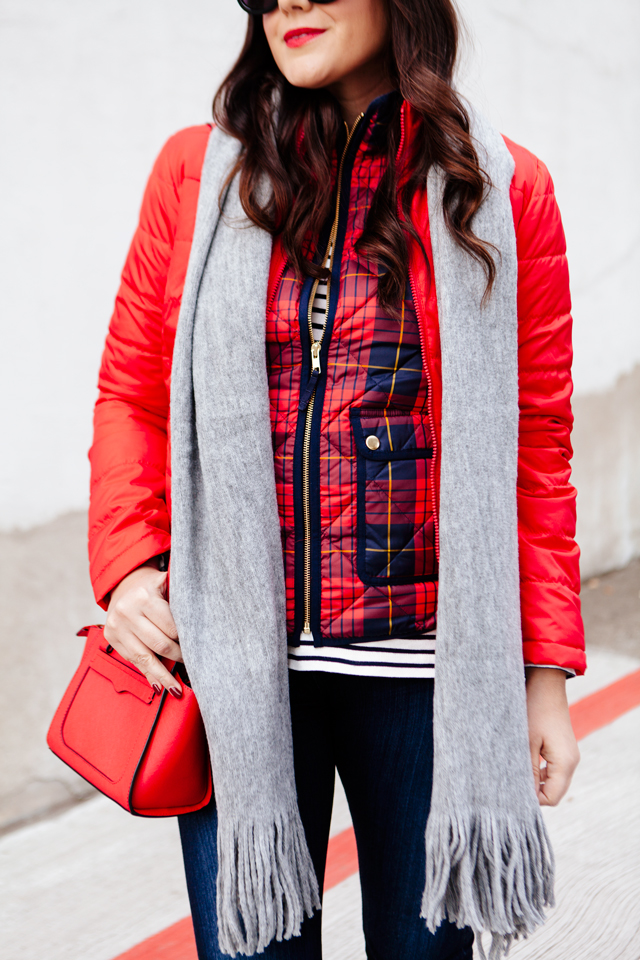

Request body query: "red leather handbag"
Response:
[47, 625, 213, 816]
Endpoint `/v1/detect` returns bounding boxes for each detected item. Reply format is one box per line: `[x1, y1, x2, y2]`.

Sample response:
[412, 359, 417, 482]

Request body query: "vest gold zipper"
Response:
[301, 113, 364, 634]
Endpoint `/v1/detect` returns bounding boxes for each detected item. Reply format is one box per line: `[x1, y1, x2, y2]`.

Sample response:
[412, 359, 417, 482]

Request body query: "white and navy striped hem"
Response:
[287, 632, 436, 678]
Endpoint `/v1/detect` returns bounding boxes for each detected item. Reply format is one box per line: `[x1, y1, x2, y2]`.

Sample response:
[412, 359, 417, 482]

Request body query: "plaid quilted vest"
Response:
[267, 94, 438, 646]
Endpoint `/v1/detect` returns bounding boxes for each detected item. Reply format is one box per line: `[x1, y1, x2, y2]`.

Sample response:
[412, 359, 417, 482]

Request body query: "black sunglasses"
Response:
[237, 0, 336, 15]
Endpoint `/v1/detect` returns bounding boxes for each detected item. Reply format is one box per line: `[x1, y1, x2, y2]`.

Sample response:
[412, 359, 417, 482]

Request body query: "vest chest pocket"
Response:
[350, 408, 437, 586]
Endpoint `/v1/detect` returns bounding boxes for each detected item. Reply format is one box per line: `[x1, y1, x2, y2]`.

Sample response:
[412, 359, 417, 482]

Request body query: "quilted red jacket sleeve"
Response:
[507, 138, 585, 674]
[88, 126, 209, 607]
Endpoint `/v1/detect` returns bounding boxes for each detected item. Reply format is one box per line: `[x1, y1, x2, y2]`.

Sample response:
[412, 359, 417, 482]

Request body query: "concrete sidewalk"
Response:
[1, 647, 639, 960]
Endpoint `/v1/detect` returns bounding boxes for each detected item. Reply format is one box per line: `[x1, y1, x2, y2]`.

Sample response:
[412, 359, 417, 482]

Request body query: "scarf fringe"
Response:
[216, 808, 321, 956]
[421, 808, 555, 960]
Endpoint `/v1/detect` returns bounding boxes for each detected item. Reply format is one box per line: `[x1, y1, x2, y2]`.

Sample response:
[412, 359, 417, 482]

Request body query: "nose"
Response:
[276, 0, 315, 12]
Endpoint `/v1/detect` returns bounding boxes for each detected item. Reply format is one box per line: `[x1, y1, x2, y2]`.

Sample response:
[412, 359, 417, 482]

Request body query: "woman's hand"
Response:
[104, 559, 183, 697]
[526, 667, 580, 806]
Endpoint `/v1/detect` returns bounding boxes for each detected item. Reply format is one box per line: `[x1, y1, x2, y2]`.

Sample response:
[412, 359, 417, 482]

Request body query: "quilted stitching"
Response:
[267, 115, 437, 641]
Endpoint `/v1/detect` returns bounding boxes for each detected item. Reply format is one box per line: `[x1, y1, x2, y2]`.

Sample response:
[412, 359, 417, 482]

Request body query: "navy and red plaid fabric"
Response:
[267, 110, 438, 644]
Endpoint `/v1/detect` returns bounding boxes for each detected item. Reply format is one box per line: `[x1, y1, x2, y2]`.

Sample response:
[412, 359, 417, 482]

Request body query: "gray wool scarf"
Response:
[169, 115, 554, 959]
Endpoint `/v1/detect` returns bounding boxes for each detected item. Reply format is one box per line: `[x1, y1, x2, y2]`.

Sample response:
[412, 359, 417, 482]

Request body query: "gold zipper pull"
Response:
[311, 341, 322, 373]
[298, 343, 322, 412]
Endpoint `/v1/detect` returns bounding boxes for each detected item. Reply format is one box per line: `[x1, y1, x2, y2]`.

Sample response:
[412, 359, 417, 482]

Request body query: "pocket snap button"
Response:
[365, 435, 381, 450]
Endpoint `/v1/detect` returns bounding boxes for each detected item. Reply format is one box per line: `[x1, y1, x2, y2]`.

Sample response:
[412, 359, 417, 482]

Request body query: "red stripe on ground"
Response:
[324, 823, 359, 890]
[569, 667, 640, 740]
[113, 668, 640, 960]
[114, 917, 196, 960]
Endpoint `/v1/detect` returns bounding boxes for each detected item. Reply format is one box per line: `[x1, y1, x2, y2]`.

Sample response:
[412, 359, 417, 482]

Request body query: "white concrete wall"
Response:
[0, 0, 246, 531]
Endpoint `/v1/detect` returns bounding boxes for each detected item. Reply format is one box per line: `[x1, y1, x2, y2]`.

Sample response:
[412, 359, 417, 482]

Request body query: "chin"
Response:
[278, 59, 333, 91]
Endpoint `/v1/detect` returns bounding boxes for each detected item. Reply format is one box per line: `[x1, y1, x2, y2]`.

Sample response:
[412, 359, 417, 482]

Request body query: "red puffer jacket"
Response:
[89, 106, 586, 674]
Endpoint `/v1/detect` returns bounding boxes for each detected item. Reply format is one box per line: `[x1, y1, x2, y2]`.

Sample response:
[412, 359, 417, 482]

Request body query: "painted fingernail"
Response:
[169, 686, 182, 699]
[152, 683, 163, 695]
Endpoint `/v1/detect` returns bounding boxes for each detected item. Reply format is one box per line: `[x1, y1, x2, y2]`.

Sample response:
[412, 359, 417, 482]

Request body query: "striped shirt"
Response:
[287, 269, 438, 678]
[287, 631, 437, 678]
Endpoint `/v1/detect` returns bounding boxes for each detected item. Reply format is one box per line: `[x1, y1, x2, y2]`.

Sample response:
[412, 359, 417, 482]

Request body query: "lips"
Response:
[283, 28, 326, 48]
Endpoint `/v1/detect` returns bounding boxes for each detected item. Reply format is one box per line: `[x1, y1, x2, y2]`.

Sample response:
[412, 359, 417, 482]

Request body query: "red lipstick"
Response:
[283, 28, 326, 48]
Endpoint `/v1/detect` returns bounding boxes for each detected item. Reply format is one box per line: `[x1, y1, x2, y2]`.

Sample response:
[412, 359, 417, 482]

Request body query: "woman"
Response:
[90, 0, 584, 957]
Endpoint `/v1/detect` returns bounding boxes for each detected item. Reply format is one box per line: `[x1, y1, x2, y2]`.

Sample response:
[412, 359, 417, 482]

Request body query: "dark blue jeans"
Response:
[178, 672, 473, 960]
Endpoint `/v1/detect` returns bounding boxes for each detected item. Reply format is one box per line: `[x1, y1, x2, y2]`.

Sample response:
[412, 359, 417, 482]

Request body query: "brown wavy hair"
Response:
[213, 0, 495, 312]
